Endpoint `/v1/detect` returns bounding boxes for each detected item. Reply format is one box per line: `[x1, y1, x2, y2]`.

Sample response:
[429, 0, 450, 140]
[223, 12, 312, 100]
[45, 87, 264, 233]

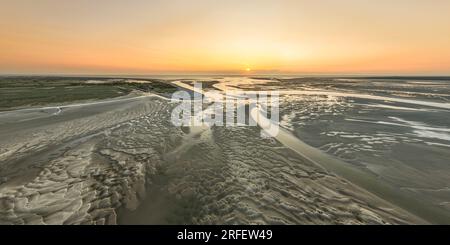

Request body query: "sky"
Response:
[1, 0, 450, 75]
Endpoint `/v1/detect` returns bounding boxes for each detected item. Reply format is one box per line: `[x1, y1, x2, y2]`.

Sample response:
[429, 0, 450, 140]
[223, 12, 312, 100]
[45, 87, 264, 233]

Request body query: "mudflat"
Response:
[1, 76, 449, 224]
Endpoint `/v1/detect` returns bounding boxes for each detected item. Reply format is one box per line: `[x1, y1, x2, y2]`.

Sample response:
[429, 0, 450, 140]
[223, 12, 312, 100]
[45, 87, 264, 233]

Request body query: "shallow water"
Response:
[1, 76, 449, 224]
[269, 77, 450, 222]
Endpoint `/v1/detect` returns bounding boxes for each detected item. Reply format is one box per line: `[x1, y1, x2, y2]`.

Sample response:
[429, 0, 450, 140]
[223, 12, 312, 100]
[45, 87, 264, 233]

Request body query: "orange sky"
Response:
[1, 0, 450, 75]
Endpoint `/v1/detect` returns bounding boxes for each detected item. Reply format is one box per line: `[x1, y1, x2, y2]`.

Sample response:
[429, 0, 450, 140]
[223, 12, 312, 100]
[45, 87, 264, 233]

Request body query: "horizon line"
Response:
[1, 72, 450, 78]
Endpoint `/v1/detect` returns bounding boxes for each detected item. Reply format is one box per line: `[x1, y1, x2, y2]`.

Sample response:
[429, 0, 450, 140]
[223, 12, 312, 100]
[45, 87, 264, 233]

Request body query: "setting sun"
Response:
[1, 0, 450, 228]
[1, 0, 450, 75]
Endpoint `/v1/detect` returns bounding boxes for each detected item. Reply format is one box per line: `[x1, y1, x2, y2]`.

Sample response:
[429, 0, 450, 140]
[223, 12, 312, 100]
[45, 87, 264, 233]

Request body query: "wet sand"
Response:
[1, 77, 448, 224]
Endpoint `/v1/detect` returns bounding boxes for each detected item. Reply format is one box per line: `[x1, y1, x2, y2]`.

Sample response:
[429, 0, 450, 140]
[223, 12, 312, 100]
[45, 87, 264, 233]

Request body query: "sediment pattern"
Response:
[0, 96, 421, 224]
[158, 125, 418, 224]
[0, 97, 183, 224]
